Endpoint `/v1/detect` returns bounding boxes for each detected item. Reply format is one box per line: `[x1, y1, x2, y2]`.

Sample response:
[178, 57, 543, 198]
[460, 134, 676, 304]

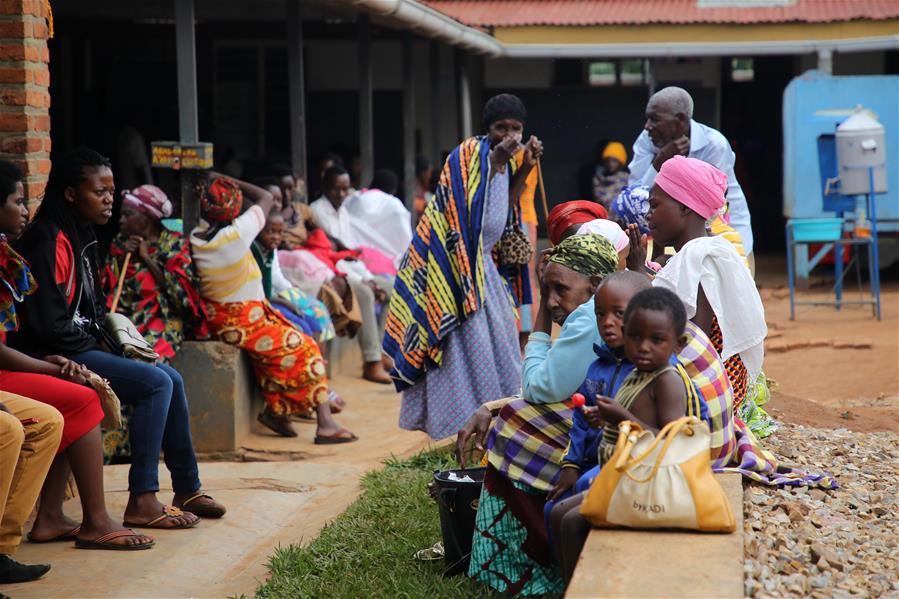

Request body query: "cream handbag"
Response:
[579, 416, 735, 533]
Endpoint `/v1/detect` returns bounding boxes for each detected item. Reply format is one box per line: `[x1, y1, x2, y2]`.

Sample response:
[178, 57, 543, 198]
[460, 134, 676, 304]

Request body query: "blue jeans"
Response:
[69, 350, 201, 495]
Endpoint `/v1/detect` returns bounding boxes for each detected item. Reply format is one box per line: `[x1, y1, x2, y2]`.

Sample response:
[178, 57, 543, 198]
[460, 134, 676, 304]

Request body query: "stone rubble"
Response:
[743, 423, 899, 598]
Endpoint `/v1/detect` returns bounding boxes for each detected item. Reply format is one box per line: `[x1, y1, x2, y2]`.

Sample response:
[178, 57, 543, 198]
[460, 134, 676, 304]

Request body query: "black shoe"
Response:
[257, 411, 298, 437]
[0, 554, 50, 583]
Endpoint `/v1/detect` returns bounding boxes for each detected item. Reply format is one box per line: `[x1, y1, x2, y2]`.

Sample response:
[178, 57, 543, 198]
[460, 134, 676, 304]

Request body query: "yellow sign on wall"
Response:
[151, 142, 214, 170]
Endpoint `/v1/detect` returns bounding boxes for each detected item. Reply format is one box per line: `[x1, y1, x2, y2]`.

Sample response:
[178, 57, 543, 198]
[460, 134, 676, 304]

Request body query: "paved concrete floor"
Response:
[4, 374, 429, 599]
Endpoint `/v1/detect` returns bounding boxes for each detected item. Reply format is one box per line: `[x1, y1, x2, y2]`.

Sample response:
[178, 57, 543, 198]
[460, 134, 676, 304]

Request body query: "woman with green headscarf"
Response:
[461, 234, 620, 595]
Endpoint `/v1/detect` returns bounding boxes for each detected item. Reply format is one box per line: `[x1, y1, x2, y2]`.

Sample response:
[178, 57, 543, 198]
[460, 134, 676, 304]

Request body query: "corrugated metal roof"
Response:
[422, 0, 899, 28]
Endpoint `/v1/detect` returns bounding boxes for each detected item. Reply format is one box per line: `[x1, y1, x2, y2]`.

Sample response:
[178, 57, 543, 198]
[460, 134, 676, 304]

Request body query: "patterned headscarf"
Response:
[612, 185, 651, 234]
[0, 235, 36, 333]
[122, 184, 173, 221]
[201, 177, 243, 223]
[548, 233, 618, 278]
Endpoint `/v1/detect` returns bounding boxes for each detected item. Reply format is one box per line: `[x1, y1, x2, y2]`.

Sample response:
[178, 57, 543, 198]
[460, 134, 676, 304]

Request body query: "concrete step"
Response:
[566, 472, 744, 599]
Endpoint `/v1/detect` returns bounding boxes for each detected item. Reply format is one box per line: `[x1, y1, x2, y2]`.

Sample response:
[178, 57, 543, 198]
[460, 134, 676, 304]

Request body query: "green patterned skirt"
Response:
[468, 466, 563, 596]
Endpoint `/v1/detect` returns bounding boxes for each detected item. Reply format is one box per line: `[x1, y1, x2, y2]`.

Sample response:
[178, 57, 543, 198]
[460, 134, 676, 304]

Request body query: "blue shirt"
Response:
[522, 297, 601, 404]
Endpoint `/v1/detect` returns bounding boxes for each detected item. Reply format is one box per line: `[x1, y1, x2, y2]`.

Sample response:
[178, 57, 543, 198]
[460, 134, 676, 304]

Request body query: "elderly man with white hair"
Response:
[628, 86, 755, 270]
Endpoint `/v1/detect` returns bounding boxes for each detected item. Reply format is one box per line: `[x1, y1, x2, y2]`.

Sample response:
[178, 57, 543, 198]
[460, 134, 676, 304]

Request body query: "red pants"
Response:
[0, 371, 103, 453]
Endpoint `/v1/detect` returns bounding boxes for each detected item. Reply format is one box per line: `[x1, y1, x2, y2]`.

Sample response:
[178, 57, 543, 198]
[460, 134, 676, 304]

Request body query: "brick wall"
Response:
[0, 0, 50, 214]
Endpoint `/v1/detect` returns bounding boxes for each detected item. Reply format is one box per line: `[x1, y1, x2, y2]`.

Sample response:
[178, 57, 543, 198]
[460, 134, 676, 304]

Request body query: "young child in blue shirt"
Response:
[545, 273, 708, 516]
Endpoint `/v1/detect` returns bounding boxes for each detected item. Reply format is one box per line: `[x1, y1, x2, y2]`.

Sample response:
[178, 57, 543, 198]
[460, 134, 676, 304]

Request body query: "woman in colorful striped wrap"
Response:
[382, 94, 543, 440]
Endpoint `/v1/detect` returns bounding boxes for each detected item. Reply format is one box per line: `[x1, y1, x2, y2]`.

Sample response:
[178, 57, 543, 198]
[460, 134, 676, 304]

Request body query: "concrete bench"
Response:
[171, 341, 261, 454]
[171, 335, 364, 453]
[565, 472, 744, 598]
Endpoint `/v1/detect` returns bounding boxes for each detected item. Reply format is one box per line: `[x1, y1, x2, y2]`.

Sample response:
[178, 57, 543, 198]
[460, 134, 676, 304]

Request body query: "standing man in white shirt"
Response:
[628, 86, 755, 273]
[310, 166, 393, 384]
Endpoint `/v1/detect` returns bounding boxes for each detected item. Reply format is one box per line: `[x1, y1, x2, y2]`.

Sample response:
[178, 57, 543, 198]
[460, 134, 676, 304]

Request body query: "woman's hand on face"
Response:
[625, 224, 648, 272]
[490, 136, 522, 174]
[535, 247, 553, 283]
[522, 136, 544, 169]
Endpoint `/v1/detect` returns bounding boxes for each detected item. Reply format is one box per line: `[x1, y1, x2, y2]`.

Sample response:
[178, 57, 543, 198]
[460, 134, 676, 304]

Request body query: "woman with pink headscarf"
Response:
[646, 156, 766, 409]
[102, 184, 208, 362]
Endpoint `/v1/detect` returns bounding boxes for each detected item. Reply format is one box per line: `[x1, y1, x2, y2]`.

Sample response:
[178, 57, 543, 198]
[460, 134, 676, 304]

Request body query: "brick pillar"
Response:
[0, 0, 50, 214]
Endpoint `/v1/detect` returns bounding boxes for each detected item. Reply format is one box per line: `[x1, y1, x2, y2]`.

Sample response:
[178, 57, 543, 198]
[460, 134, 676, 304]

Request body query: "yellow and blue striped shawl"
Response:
[382, 136, 531, 391]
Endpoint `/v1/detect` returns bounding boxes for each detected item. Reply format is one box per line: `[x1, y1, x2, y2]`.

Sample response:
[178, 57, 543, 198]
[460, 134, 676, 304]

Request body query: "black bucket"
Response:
[432, 466, 486, 577]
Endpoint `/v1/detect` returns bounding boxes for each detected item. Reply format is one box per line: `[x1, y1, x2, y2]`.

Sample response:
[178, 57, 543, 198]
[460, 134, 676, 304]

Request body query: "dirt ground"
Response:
[754, 256, 898, 433]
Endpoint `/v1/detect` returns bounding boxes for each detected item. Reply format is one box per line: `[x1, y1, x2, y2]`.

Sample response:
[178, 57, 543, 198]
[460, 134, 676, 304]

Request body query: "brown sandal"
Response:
[75, 529, 155, 551]
[123, 505, 199, 530]
[175, 493, 226, 518]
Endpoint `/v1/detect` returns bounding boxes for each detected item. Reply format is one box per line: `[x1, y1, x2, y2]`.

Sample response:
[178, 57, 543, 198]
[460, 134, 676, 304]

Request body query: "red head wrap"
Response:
[547, 200, 608, 245]
[121, 184, 172, 221]
[201, 177, 243, 223]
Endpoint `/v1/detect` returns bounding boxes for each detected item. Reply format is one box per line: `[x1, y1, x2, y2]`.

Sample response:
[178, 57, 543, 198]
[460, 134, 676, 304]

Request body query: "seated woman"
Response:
[13, 148, 224, 530]
[464, 234, 620, 596]
[189, 173, 356, 443]
[102, 184, 208, 360]
[645, 156, 765, 411]
[0, 161, 150, 550]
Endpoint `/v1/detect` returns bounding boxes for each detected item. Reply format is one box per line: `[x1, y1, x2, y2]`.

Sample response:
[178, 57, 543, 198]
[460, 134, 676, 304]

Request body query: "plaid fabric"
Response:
[678, 321, 736, 469]
[486, 397, 573, 493]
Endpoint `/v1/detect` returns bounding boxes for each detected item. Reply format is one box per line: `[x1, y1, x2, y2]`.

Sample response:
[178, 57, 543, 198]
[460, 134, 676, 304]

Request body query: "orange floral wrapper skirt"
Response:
[205, 299, 328, 415]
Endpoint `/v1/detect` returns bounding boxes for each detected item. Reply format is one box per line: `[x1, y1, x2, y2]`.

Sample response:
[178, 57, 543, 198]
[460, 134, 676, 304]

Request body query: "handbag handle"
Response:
[614, 417, 696, 484]
[110, 252, 132, 314]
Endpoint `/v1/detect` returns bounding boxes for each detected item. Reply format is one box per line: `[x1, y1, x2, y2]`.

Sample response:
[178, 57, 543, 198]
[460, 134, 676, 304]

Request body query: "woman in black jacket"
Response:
[14, 148, 225, 529]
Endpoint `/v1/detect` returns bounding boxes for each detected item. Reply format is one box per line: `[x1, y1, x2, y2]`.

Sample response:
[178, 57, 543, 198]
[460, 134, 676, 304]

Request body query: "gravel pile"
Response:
[743, 423, 899, 598]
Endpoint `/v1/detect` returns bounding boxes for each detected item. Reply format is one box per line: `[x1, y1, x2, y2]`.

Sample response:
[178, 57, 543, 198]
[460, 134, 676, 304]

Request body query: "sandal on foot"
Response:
[314, 428, 358, 445]
[75, 529, 155, 551]
[28, 525, 81, 543]
[175, 493, 226, 518]
[123, 505, 199, 530]
[258, 411, 298, 437]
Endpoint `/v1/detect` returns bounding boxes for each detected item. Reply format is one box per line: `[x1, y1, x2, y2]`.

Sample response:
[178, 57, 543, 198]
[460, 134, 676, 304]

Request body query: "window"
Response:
[620, 59, 648, 86]
[731, 58, 754, 82]
[588, 61, 617, 87]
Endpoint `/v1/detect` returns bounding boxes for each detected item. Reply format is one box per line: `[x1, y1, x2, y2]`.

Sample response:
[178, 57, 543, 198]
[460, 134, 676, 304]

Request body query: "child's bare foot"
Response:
[76, 514, 154, 549]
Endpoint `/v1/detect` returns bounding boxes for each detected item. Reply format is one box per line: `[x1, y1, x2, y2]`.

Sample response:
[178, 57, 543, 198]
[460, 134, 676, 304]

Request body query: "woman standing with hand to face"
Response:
[383, 93, 544, 440]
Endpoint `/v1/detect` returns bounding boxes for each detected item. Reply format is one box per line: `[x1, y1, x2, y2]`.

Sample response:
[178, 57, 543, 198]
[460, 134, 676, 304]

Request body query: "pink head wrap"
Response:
[655, 155, 727, 220]
[121, 184, 173, 220]
[575, 219, 629, 252]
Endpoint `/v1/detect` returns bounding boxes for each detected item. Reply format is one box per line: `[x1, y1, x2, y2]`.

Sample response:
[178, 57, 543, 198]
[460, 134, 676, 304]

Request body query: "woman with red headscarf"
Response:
[190, 173, 356, 443]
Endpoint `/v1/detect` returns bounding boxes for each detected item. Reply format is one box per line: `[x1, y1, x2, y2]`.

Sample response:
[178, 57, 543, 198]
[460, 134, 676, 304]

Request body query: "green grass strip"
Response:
[255, 451, 502, 599]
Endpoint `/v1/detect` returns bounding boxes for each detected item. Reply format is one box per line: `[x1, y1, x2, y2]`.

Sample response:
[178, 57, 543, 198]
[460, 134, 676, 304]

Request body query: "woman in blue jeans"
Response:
[13, 147, 225, 529]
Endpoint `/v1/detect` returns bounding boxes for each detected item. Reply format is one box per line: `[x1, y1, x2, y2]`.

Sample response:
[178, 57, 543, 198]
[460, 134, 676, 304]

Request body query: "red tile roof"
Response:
[422, 0, 899, 28]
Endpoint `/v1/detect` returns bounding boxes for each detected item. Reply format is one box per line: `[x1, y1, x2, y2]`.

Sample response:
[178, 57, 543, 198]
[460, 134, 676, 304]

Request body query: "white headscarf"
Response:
[576, 219, 628, 252]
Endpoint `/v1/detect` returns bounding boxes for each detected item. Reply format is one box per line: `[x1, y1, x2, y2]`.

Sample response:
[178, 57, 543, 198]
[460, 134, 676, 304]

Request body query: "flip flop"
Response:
[28, 525, 81, 543]
[314, 428, 358, 445]
[175, 493, 226, 518]
[123, 505, 199, 530]
[413, 541, 445, 561]
[75, 529, 155, 551]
